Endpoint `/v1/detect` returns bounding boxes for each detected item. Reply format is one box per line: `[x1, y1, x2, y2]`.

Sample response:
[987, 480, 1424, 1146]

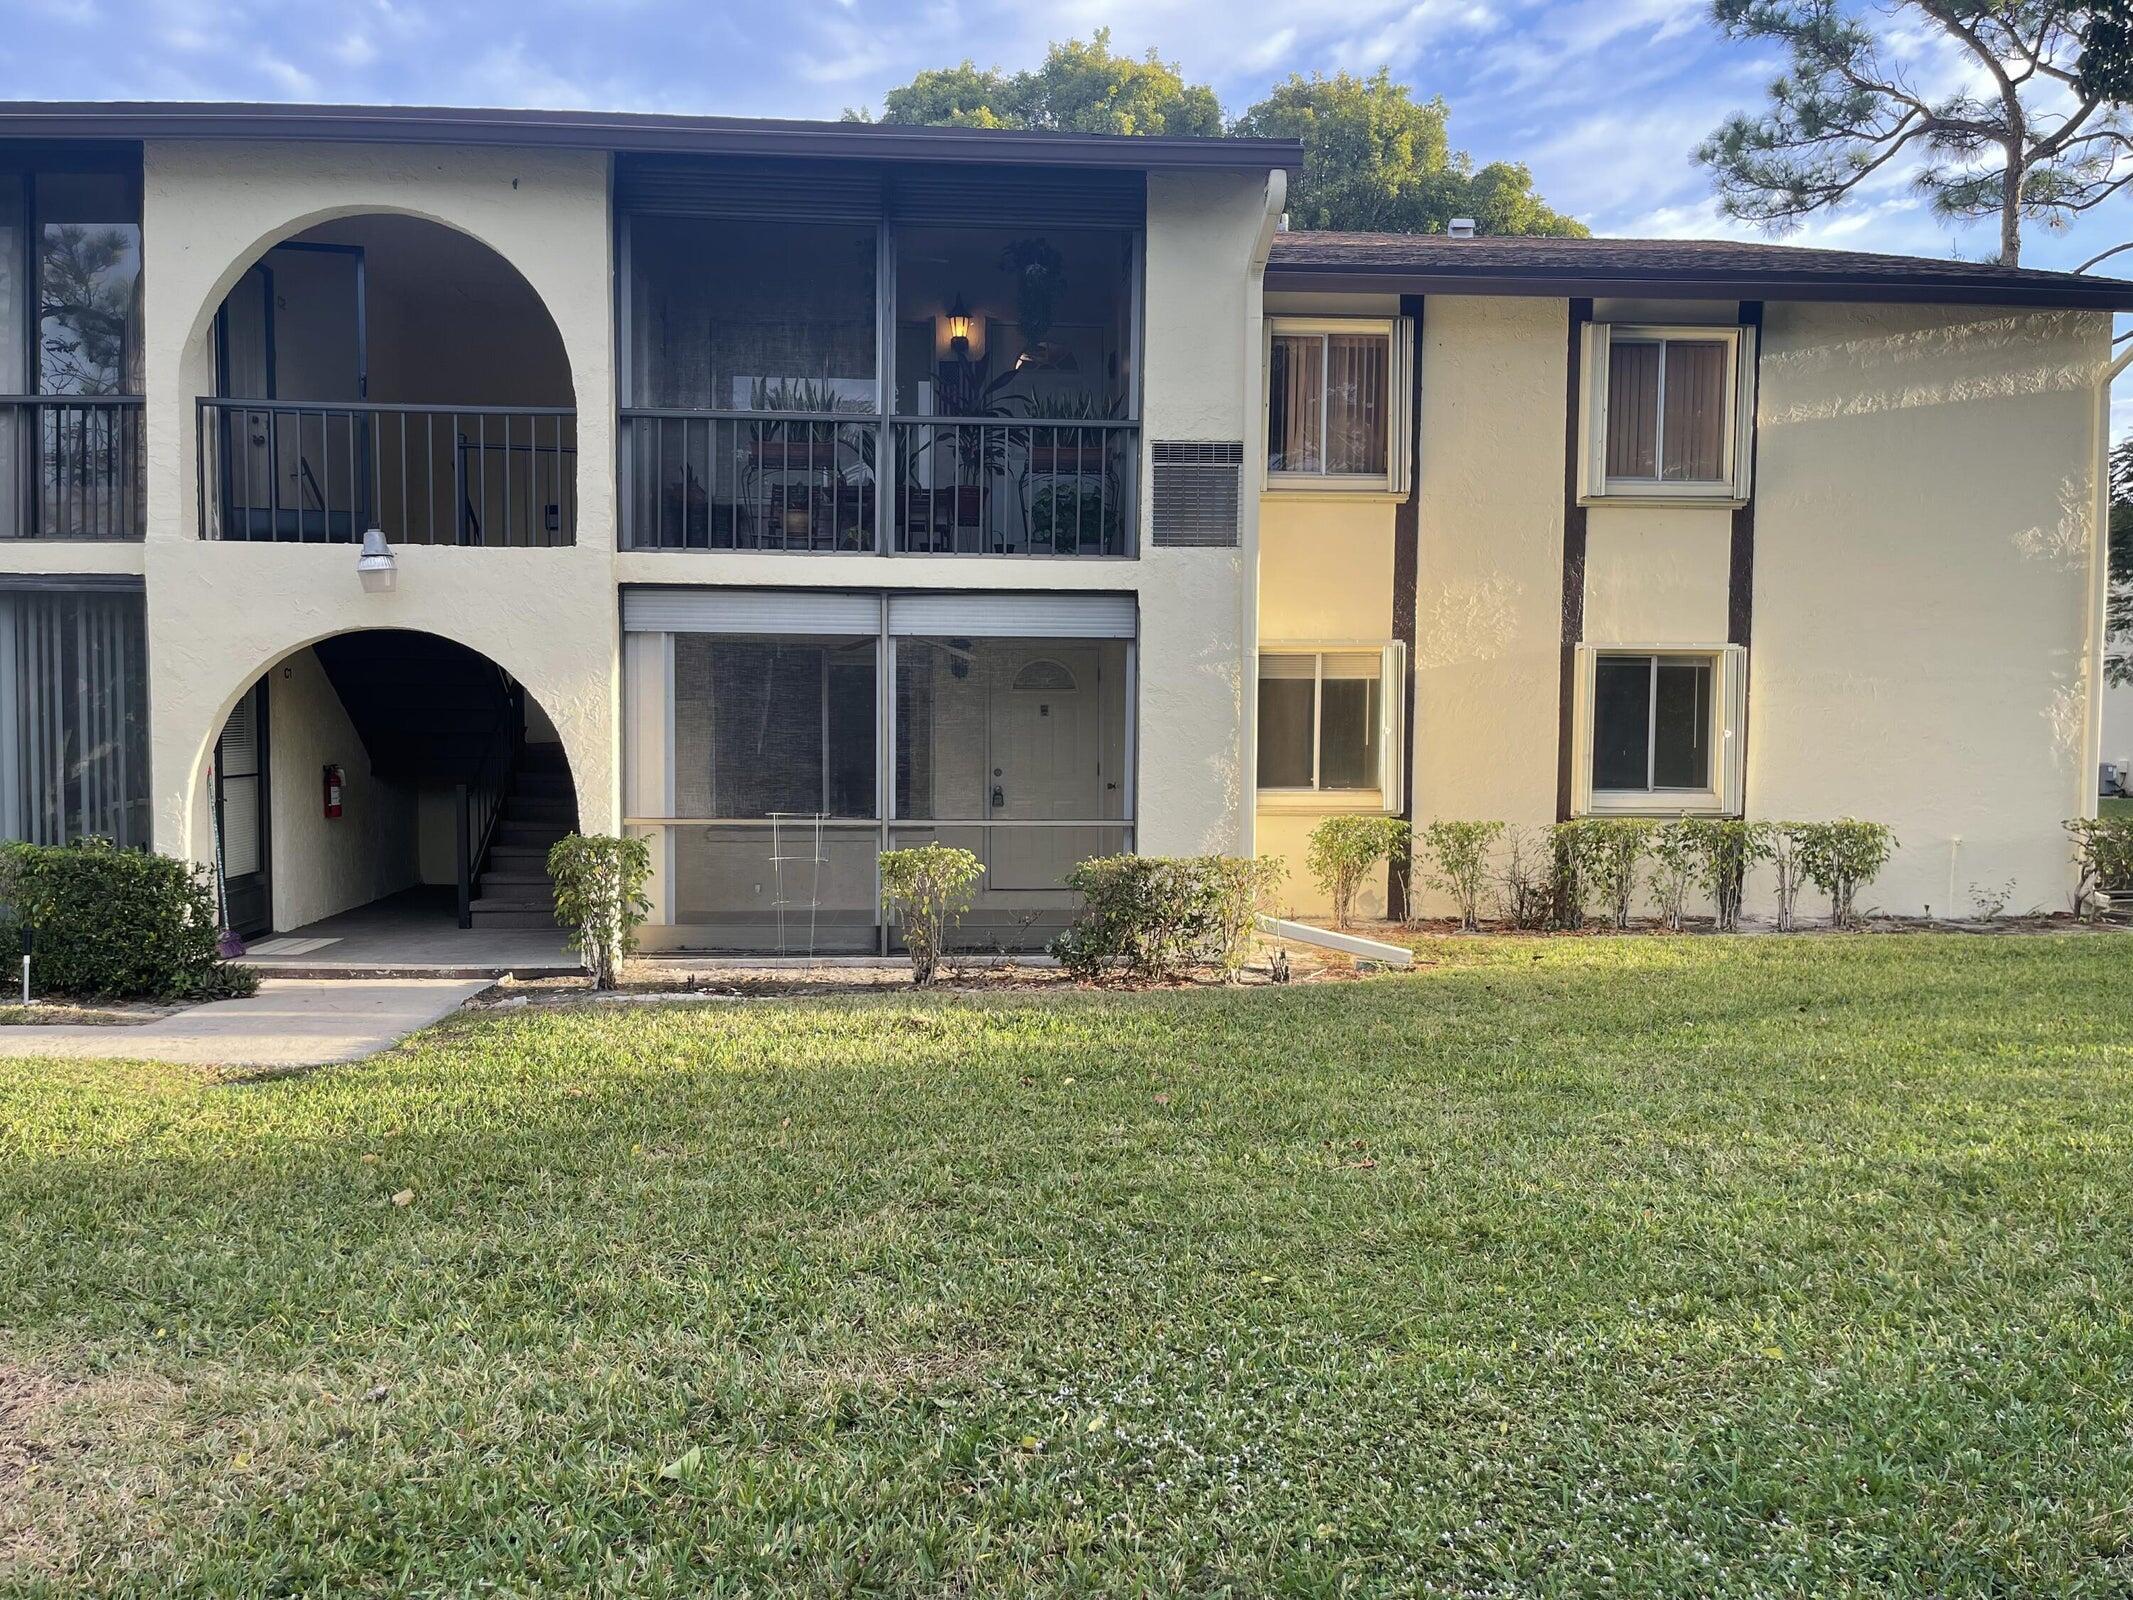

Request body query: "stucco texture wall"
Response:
[1256, 495, 1399, 915]
[1136, 170, 1271, 858]
[1748, 302, 2108, 915]
[137, 140, 619, 869]
[1412, 297, 1568, 839]
[266, 647, 420, 928]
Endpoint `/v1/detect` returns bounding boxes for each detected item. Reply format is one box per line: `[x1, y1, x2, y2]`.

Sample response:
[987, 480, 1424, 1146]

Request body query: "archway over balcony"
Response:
[205, 628, 580, 968]
[199, 214, 577, 549]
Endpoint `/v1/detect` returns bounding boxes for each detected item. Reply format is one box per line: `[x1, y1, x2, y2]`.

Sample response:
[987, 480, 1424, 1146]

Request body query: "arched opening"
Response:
[198, 214, 576, 547]
[209, 629, 578, 958]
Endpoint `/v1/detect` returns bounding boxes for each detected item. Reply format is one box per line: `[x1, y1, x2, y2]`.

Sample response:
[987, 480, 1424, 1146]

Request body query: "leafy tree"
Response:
[864, 30, 1222, 136]
[862, 47, 1586, 236]
[1235, 71, 1586, 235]
[2110, 435, 2133, 684]
[1699, 1, 2133, 265]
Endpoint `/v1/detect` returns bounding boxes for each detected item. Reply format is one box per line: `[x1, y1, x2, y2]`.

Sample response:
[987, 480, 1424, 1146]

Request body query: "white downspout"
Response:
[1239, 168, 1288, 859]
[2082, 340, 2133, 822]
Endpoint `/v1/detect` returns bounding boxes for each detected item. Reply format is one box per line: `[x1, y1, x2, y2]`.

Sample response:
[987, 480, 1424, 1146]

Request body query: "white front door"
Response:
[985, 648, 1105, 890]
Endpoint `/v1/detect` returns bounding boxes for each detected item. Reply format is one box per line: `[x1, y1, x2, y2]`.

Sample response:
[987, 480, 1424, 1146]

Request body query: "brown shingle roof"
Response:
[1267, 231, 2133, 310]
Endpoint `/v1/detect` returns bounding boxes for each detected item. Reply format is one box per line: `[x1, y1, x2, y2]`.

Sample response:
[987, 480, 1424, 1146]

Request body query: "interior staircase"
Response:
[468, 742, 574, 928]
[311, 631, 577, 930]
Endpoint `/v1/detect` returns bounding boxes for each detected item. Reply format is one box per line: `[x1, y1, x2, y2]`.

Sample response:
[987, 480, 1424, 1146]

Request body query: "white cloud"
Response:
[255, 50, 318, 98]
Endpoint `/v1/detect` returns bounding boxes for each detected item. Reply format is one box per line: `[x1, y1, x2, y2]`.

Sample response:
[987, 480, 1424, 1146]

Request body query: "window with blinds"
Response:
[1265, 317, 1411, 493]
[1583, 323, 1755, 502]
[0, 585, 150, 848]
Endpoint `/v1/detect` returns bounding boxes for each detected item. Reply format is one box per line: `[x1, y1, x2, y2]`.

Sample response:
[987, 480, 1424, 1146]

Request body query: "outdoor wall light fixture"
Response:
[945, 293, 974, 353]
[356, 526, 397, 593]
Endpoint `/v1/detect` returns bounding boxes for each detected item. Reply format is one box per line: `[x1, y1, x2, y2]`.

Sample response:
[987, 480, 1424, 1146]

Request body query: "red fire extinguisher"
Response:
[323, 764, 345, 819]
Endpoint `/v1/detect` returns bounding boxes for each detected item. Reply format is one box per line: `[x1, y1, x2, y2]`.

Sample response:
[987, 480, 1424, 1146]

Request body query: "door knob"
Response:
[991, 785, 1005, 808]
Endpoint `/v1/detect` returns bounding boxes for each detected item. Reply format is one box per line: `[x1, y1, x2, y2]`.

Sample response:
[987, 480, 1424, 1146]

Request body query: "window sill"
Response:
[1580, 790, 1735, 819]
[1258, 789, 1393, 816]
[1578, 492, 1746, 511]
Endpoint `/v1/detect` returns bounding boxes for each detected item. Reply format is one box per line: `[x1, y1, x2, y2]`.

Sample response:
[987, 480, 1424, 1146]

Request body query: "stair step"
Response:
[479, 872, 555, 895]
[504, 797, 574, 822]
[513, 774, 573, 797]
[486, 844, 552, 866]
[496, 821, 570, 848]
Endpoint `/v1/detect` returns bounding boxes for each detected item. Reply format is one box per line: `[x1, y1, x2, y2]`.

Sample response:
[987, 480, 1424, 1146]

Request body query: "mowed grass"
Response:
[2101, 794, 2133, 820]
[6, 938, 2133, 1597]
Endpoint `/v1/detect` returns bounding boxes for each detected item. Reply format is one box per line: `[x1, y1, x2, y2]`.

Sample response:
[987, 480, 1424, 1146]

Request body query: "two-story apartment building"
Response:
[0, 102, 2122, 952]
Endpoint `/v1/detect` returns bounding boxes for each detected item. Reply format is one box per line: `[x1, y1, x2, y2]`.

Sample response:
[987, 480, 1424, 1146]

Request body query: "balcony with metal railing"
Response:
[196, 399, 576, 546]
[0, 395, 145, 540]
[192, 214, 577, 548]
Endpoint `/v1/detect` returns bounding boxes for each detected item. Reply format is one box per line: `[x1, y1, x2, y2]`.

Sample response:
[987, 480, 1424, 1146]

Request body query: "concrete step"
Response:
[495, 821, 569, 848]
[513, 774, 573, 798]
[504, 797, 574, 823]
[478, 871, 554, 896]
[486, 844, 552, 868]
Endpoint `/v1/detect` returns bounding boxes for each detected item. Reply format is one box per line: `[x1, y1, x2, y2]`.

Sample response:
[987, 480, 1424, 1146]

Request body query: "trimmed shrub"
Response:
[1494, 824, 1554, 929]
[1792, 819, 1896, 929]
[1647, 820, 1700, 932]
[1683, 818, 1774, 933]
[548, 833, 651, 990]
[1306, 815, 1411, 930]
[1768, 823, 1809, 932]
[1554, 818, 1655, 930]
[0, 838, 256, 1002]
[879, 844, 984, 985]
[2066, 816, 2133, 911]
[1052, 854, 1283, 983]
[1418, 820, 1504, 931]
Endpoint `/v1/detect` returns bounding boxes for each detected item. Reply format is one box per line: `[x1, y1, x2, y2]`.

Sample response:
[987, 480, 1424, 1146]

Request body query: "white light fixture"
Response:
[356, 526, 396, 593]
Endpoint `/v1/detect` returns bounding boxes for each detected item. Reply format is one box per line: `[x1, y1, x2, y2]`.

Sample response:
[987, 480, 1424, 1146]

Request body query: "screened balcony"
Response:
[1, 157, 146, 540]
[195, 215, 576, 547]
[618, 167, 1140, 556]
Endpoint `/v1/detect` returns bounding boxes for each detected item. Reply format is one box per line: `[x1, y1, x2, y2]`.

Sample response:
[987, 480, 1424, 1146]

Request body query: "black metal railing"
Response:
[621, 409, 876, 551]
[892, 418, 1134, 556]
[197, 398, 577, 546]
[455, 680, 521, 929]
[0, 395, 145, 540]
[617, 411, 1137, 557]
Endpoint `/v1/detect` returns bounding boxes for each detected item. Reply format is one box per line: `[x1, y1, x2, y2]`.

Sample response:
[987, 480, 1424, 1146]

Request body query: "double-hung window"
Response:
[1581, 323, 1754, 502]
[1575, 645, 1746, 816]
[1265, 318, 1412, 492]
[1256, 646, 1405, 807]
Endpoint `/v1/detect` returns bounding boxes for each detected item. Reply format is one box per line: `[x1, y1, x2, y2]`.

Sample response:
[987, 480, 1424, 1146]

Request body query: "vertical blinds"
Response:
[0, 586, 150, 849]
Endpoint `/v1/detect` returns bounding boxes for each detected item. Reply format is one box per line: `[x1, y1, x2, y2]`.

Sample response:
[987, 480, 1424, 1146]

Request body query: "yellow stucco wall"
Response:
[1251, 292, 2108, 920]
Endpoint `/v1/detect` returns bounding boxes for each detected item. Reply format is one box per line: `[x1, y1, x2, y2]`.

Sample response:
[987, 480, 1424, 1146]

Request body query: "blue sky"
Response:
[2, 0, 2126, 277]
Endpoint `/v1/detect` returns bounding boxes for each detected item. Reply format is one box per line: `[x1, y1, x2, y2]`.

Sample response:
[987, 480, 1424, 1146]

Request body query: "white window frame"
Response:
[1572, 643, 1746, 818]
[1255, 642, 1406, 811]
[1263, 317, 1414, 495]
[1579, 323, 1756, 505]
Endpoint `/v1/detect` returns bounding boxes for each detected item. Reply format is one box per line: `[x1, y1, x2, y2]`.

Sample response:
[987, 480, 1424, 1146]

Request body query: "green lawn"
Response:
[7, 937, 2133, 1597]
[2102, 794, 2133, 820]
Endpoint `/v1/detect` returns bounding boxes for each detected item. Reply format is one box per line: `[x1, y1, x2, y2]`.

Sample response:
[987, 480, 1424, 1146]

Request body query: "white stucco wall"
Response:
[265, 647, 420, 928]
[135, 139, 620, 878]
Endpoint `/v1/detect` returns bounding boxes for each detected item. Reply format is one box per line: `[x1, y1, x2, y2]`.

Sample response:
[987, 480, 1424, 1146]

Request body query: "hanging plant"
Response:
[998, 237, 1066, 340]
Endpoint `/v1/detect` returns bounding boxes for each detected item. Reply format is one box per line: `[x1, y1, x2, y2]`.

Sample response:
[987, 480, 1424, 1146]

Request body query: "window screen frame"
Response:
[1263, 317, 1413, 494]
[1580, 322, 1755, 504]
[1573, 643, 1746, 817]
[1254, 643, 1406, 810]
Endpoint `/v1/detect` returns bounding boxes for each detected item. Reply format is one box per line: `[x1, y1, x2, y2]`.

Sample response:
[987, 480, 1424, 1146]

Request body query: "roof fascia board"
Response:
[1264, 265, 2133, 312]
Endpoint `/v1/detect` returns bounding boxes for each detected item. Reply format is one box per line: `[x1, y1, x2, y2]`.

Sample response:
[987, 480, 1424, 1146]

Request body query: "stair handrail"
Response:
[455, 672, 523, 929]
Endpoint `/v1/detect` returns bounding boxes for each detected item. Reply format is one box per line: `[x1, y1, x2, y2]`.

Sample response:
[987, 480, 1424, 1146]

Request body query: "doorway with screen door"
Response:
[985, 648, 1108, 891]
[216, 679, 270, 937]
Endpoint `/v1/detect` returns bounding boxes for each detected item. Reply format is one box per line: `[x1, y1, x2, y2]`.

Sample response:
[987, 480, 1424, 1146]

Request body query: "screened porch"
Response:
[622, 587, 1135, 955]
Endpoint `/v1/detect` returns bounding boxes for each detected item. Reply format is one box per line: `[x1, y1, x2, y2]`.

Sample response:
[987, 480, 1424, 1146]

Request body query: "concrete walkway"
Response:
[0, 978, 491, 1068]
